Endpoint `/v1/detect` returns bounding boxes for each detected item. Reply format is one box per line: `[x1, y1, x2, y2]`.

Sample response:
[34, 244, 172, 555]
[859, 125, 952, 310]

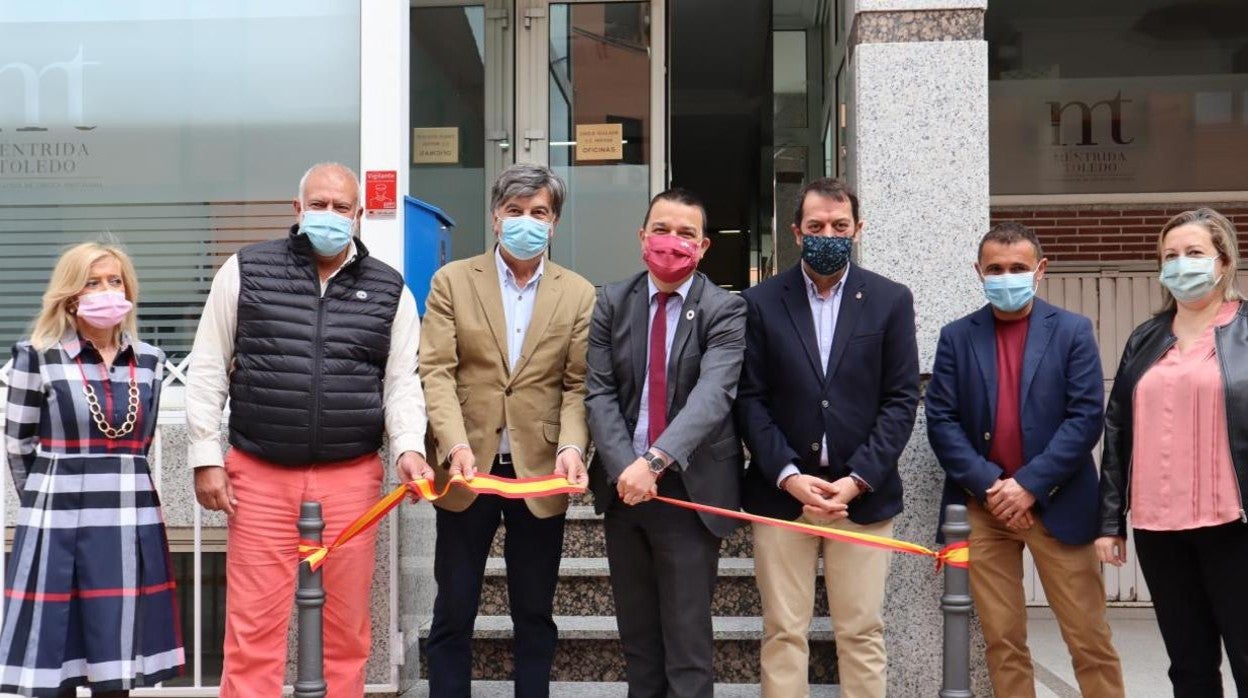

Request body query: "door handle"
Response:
[523, 7, 546, 29]
[523, 129, 546, 151]
[487, 130, 511, 151]
[486, 8, 509, 30]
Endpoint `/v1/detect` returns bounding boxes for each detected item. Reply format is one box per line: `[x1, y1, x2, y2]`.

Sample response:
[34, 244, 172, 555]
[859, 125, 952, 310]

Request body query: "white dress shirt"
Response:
[631, 274, 695, 460]
[495, 246, 544, 455]
[185, 240, 428, 468]
[776, 263, 848, 486]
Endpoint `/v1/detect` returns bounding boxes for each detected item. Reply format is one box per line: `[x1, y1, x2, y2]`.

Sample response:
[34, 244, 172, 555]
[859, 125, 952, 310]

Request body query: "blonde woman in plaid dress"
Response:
[0, 243, 184, 696]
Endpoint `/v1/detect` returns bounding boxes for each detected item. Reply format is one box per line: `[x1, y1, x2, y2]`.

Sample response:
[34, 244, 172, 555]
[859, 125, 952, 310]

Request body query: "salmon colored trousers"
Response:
[219, 448, 384, 697]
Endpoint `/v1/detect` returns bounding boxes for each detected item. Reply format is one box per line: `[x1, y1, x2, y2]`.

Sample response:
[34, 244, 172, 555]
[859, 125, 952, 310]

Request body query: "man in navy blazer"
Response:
[926, 222, 1123, 698]
[735, 178, 919, 697]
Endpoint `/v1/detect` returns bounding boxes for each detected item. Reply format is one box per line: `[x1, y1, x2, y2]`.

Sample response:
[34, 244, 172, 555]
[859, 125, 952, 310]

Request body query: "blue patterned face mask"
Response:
[982, 272, 1036, 312]
[801, 235, 853, 276]
[1160, 256, 1219, 303]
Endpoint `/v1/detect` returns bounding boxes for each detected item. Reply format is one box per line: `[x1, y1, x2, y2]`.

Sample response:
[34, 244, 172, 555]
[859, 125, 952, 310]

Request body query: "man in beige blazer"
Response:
[419, 163, 596, 698]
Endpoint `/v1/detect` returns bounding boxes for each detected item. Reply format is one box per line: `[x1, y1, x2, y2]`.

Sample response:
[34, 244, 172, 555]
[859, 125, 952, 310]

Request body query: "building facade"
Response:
[1, 0, 1243, 693]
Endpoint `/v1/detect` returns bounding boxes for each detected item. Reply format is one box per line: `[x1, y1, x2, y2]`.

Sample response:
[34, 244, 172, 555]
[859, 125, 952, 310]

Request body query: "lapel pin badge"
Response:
[685, 309, 695, 321]
[855, 291, 863, 300]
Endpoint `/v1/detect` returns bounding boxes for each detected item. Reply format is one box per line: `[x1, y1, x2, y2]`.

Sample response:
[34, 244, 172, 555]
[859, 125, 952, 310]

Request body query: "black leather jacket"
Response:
[1099, 303, 1248, 537]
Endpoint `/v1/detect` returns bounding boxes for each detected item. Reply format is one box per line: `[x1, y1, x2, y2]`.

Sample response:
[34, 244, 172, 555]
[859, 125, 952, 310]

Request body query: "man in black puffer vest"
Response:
[185, 163, 431, 696]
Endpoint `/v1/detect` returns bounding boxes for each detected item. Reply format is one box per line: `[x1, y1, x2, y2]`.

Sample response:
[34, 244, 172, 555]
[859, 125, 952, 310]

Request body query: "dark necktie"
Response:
[647, 292, 672, 447]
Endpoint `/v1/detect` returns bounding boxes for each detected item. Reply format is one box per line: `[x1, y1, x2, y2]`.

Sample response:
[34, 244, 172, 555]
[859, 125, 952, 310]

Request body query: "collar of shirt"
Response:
[317, 239, 360, 293]
[646, 274, 695, 304]
[495, 245, 545, 292]
[59, 328, 134, 360]
[801, 262, 849, 302]
[340, 239, 359, 270]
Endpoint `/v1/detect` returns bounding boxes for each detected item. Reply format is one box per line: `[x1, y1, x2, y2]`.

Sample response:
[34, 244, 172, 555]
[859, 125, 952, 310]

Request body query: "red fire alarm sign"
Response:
[364, 170, 397, 215]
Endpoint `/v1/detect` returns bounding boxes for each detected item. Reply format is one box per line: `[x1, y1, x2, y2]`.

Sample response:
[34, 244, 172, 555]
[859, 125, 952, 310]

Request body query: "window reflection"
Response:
[548, 3, 652, 286]
[988, 0, 1248, 195]
[0, 2, 360, 363]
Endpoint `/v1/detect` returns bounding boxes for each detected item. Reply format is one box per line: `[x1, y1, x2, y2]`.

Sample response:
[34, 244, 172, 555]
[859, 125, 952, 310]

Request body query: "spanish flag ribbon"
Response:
[653, 496, 970, 570]
[935, 541, 970, 571]
[297, 473, 584, 571]
[297, 474, 969, 571]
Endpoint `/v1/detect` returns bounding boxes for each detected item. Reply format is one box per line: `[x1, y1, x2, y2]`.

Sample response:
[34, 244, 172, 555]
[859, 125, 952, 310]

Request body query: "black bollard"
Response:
[294, 501, 327, 698]
[940, 504, 973, 698]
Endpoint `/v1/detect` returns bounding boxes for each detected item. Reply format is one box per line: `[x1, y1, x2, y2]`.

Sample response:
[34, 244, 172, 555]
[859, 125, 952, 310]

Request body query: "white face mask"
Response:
[1159, 256, 1219, 303]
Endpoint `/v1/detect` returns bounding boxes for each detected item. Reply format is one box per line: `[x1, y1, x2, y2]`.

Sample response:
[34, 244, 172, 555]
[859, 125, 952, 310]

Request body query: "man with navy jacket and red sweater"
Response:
[926, 221, 1123, 697]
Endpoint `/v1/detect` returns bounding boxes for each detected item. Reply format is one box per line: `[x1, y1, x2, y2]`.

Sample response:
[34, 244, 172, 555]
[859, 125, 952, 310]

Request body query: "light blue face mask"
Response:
[1160, 256, 1219, 303]
[299, 210, 354, 257]
[499, 215, 551, 260]
[982, 271, 1036, 313]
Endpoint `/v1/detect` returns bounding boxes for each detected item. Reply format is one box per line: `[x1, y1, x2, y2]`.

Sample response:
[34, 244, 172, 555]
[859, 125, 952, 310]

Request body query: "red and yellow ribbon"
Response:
[297, 474, 969, 571]
[653, 496, 969, 570]
[298, 473, 584, 571]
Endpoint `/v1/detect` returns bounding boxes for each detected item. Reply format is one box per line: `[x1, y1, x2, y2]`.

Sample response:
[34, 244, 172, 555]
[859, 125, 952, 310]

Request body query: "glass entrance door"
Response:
[410, 0, 509, 263]
[410, 0, 665, 283]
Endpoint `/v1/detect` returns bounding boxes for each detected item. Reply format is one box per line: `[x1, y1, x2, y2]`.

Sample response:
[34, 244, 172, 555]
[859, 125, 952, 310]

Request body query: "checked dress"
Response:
[0, 331, 184, 696]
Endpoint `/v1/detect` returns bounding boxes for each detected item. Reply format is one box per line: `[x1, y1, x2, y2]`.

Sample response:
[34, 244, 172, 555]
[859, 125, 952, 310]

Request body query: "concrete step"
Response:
[417, 615, 838, 684]
[479, 557, 829, 618]
[490, 505, 754, 558]
[407, 680, 841, 696]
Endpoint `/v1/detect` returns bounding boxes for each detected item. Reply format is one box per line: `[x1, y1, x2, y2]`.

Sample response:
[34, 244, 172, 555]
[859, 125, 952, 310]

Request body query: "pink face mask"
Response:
[76, 291, 133, 330]
[642, 235, 700, 284]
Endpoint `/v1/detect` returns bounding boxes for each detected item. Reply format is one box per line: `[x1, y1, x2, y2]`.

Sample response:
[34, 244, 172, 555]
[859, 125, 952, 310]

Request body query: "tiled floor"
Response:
[409, 682, 839, 696]
[408, 606, 1240, 696]
[1028, 606, 1236, 697]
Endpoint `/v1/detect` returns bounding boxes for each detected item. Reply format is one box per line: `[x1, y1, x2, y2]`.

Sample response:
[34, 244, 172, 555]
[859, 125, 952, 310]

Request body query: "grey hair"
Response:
[297, 162, 361, 205]
[489, 163, 566, 218]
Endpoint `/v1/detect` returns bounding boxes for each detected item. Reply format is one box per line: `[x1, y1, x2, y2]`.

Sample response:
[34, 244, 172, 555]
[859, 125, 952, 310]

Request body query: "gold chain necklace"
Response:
[75, 355, 140, 439]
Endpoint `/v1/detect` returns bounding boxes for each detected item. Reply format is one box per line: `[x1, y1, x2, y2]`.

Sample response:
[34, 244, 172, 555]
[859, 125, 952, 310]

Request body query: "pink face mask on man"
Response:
[642, 235, 700, 284]
[76, 290, 133, 330]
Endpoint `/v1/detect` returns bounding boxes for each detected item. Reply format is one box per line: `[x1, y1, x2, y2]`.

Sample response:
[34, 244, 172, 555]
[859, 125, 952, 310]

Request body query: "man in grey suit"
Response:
[586, 187, 747, 698]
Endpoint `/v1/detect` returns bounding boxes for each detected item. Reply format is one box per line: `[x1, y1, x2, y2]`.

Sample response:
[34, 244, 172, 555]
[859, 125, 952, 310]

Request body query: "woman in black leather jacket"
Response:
[1096, 207, 1248, 697]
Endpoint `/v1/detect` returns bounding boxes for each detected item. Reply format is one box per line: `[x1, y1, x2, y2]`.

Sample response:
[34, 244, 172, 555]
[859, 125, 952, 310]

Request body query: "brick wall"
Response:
[990, 204, 1248, 263]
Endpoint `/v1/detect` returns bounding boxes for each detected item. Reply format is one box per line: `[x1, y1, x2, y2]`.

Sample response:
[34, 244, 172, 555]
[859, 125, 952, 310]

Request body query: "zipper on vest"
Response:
[310, 294, 326, 456]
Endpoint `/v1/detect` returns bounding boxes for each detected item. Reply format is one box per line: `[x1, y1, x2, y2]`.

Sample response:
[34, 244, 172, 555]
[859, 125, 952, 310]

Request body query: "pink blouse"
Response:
[1131, 301, 1244, 531]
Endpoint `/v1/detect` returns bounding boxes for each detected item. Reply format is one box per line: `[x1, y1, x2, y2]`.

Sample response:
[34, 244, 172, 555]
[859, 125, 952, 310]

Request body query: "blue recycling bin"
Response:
[404, 196, 454, 315]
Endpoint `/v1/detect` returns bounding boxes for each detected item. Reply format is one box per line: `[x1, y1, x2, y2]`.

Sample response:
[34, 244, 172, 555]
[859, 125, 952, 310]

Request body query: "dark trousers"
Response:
[603, 473, 721, 698]
[1135, 521, 1248, 698]
[425, 459, 566, 698]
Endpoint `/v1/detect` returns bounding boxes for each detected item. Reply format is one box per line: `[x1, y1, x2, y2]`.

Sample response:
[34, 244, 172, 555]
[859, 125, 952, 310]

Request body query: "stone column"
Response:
[846, 1, 992, 694]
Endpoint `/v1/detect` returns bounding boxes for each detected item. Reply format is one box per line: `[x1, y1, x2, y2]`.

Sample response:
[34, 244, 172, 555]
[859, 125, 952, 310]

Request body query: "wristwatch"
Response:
[643, 451, 668, 475]
[849, 473, 871, 497]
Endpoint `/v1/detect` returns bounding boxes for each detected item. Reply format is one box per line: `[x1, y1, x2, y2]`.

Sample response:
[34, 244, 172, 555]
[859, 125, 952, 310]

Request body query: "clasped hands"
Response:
[782, 474, 859, 523]
[985, 477, 1036, 531]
